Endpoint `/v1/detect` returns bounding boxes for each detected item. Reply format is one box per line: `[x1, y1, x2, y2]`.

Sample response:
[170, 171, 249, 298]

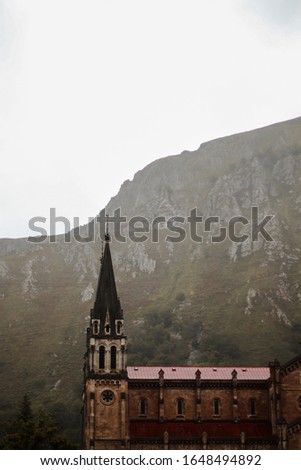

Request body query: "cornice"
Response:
[128, 379, 269, 390]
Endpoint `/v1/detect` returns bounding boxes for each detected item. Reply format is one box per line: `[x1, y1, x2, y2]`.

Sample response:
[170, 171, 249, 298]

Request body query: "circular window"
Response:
[100, 389, 115, 405]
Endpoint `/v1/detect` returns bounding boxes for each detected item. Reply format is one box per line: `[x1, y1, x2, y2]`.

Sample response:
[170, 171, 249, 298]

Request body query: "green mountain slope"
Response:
[1, 117, 301, 444]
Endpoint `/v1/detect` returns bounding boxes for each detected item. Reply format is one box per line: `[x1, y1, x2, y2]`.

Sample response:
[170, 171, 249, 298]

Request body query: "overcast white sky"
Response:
[1, 0, 301, 238]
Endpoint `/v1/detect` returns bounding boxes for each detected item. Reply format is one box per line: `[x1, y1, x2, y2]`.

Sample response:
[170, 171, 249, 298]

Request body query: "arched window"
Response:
[105, 324, 110, 334]
[213, 398, 220, 416]
[177, 398, 184, 416]
[140, 398, 147, 416]
[93, 321, 99, 335]
[249, 398, 257, 416]
[116, 321, 122, 335]
[99, 346, 105, 369]
[110, 346, 117, 370]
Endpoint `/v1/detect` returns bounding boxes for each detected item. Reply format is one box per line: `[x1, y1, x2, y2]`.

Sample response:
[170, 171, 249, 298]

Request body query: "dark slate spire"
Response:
[93, 236, 123, 335]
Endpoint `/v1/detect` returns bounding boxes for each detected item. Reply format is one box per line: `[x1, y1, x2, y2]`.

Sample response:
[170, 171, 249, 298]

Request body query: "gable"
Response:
[281, 354, 301, 385]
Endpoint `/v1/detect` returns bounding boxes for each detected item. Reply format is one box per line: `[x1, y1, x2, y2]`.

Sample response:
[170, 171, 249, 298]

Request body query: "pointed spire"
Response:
[101, 240, 104, 261]
[93, 238, 123, 335]
[105, 214, 110, 242]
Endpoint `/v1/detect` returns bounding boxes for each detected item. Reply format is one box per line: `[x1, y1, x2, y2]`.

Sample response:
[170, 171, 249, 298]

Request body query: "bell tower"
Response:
[82, 233, 129, 450]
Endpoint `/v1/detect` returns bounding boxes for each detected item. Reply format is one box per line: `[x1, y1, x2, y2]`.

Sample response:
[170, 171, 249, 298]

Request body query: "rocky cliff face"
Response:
[1, 117, 301, 441]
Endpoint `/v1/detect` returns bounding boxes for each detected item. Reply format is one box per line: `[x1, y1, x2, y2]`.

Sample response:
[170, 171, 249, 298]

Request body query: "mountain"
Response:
[1, 117, 301, 444]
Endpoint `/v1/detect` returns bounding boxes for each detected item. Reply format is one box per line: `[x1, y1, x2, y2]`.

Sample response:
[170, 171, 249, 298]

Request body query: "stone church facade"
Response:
[82, 237, 301, 450]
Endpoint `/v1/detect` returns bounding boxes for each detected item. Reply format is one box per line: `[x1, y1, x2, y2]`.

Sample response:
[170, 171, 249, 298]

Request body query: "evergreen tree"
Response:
[18, 394, 33, 422]
[0, 394, 35, 449]
[0, 395, 75, 449]
[32, 408, 75, 449]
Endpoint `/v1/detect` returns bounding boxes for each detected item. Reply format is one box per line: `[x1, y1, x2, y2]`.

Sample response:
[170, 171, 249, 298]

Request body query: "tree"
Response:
[0, 395, 75, 449]
[0, 395, 35, 449]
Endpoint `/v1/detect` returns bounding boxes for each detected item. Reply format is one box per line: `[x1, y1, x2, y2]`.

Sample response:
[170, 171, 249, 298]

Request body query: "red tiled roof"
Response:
[127, 366, 270, 381]
[130, 420, 274, 441]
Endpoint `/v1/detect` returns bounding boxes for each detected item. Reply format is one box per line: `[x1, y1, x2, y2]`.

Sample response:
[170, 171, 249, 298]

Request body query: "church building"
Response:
[82, 236, 301, 450]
